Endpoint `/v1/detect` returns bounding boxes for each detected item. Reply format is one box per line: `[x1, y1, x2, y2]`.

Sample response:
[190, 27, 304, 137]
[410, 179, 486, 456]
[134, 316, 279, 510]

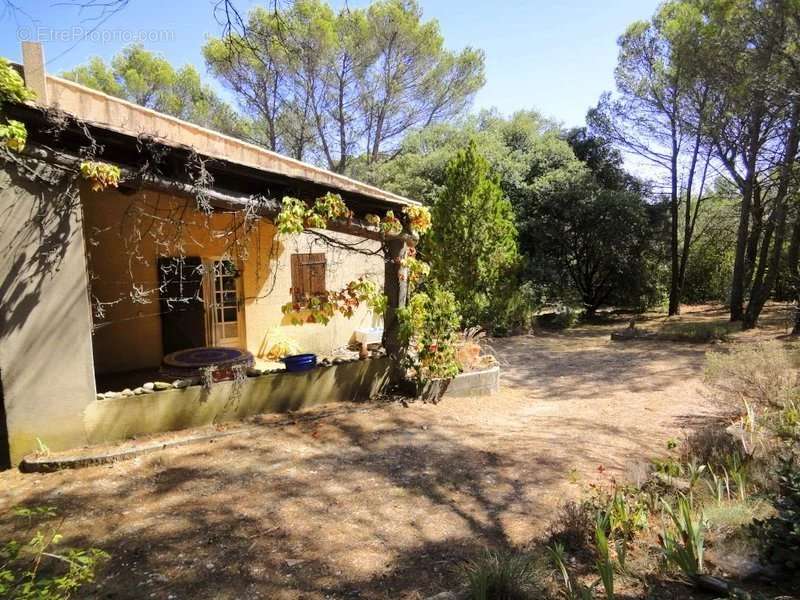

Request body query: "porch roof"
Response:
[12, 46, 419, 210]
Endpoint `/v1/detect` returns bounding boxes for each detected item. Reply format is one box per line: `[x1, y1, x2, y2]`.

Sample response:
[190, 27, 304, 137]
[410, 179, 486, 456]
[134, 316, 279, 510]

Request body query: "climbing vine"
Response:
[400, 247, 431, 290]
[281, 277, 387, 325]
[403, 205, 432, 235]
[0, 119, 26, 152]
[398, 286, 461, 380]
[276, 192, 352, 235]
[80, 160, 122, 191]
[0, 57, 36, 153]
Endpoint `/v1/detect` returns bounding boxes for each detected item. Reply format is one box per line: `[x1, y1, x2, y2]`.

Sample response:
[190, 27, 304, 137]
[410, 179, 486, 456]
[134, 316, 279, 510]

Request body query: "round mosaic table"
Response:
[161, 346, 254, 380]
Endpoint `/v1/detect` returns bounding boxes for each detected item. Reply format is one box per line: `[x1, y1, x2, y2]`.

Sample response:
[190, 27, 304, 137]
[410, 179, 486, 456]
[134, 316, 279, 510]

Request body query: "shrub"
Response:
[705, 341, 797, 410]
[0, 119, 27, 152]
[679, 426, 744, 471]
[456, 327, 493, 372]
[398, 285, 462, 380]
[772, 400, 800, 442]
[752, 455, 800, 577]
[599, 488, 649, 540]
[536, 306, 582, 331]
[460, 549, 542, 600]
[656, 321, 738, 343]
[0, 506, 109, 599]
[545, 500, 595, 554]
[261, 326, 300, 360]
[492, 281, 545, 335]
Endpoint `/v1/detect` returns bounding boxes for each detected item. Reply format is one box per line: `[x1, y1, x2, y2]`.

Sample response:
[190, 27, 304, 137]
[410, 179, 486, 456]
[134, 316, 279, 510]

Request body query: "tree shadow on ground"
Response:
[0, 400, 710, 600]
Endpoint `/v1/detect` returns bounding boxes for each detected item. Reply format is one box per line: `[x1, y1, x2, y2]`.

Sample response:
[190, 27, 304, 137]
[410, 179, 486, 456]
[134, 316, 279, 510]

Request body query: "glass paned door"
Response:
[205, 260, 244, 347]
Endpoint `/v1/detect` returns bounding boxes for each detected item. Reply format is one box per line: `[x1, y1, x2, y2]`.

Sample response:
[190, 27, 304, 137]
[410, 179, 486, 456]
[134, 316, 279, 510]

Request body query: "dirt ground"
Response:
[0, 306, 792, 599]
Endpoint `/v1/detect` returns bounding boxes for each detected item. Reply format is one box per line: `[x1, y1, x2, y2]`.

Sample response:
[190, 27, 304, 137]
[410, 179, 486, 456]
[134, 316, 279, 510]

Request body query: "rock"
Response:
[133, 387, 145, 395]
[246, 367, 262, 377]
[706, 549, 765, 580]
[285, 558, 304, 567]
[424, 592, 464, 600]
[104, 391, 119, 399]
[653, 471, 691, 491]
[173, 379, 192, 388]
[143, 382, 155, 391]
[121, 388, 134, 396]
[153, 381, 172, 391]
[332, 358, 344, 364]
[96, 393, 106, 400]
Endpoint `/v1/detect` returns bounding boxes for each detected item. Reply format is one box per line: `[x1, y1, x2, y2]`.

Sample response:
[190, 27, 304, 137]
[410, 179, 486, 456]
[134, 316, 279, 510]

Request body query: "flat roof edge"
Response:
[25, 68, 419, 207]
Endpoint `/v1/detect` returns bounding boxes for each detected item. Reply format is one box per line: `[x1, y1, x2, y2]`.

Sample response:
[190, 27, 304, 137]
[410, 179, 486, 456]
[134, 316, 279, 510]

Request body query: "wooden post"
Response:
[382, 238, 408, 363]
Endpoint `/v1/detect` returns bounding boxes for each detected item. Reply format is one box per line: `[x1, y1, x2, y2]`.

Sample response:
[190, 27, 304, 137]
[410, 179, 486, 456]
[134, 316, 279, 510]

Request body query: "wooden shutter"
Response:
[291, 253, 326, 302]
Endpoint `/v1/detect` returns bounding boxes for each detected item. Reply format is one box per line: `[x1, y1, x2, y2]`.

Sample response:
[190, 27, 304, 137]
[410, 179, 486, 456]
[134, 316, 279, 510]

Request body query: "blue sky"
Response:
[0, 0, 661, 128]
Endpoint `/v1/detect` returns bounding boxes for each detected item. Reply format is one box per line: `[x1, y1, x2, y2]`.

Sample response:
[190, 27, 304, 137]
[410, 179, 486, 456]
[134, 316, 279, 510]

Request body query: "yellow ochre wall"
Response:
[83, 188, 384, 375]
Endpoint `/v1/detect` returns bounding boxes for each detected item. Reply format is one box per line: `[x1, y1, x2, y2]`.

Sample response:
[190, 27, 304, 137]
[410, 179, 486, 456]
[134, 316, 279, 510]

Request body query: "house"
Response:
[0, 43, 416, 468]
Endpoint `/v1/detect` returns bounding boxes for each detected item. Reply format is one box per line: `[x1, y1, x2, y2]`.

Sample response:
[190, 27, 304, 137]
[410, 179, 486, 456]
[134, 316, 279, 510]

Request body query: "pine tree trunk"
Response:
[668, 135, 681, 316]
[742, 102, 800, 329]
[731, 178, 755, 321]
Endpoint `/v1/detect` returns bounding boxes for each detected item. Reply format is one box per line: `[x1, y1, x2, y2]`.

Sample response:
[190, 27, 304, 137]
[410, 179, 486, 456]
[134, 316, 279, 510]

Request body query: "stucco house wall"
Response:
[83, 188, 384, 375]
[0, 164, 97, 466]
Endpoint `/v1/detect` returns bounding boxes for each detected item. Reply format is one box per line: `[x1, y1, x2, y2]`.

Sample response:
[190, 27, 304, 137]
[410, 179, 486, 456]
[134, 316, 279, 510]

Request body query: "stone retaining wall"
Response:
[84, 357, 392, 444]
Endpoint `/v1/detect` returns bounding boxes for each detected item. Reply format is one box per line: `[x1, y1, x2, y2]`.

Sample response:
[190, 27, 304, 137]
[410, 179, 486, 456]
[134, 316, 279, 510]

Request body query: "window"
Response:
[290, 253, 326, 302]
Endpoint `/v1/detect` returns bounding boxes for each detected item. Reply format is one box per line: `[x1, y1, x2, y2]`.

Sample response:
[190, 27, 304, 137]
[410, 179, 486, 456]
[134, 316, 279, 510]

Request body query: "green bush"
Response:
[460, 549, 542, 600]
[536, 306, 582, 330]
[0, 506, 108, 599]
[428, 140, 520, 327]
[398, 285, 462, 380]
[492, 281, 545, 335]
[752, 455, 800, 577]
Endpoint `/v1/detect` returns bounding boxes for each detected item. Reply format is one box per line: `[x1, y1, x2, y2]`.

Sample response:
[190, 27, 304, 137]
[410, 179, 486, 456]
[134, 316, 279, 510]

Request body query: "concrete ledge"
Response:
[83, 357, 392, 444]
[416, 366, 500, 402]
[19, 428, 243, 473]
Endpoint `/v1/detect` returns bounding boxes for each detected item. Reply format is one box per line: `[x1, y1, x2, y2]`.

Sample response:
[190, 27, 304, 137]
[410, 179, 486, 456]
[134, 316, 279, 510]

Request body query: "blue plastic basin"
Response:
[282, 353, 317, 372]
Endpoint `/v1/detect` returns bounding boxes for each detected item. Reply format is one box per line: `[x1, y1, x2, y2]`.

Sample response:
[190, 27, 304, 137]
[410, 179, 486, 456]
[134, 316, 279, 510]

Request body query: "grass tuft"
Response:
[460, 549, 543, 600]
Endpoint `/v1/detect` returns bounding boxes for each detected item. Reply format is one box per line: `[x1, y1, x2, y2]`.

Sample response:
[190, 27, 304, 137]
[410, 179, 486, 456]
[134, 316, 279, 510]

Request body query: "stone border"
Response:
[21, 401, 383, 473]
[19, 428, 244, 473]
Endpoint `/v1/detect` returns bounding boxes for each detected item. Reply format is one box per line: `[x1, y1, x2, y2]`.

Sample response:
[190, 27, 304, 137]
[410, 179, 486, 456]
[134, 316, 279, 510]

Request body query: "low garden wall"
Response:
[83, 357, 393, 444]
[416, 366, 500, 402]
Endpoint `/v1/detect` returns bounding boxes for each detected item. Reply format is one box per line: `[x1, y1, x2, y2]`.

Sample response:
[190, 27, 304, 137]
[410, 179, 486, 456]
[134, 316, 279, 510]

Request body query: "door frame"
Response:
[202, 258, 246, 348]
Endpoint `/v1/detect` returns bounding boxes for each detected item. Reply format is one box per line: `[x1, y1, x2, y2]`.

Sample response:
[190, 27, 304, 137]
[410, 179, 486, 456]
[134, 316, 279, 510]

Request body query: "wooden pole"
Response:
[382, 238, 408, 364]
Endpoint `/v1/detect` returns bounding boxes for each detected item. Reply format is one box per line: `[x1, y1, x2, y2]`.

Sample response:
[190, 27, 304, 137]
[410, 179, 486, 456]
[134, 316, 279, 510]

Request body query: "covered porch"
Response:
[0, 49, 416, 466]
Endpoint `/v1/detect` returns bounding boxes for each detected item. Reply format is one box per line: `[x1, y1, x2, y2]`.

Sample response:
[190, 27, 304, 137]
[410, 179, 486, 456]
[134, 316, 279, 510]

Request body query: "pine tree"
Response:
[428, 139, 519, 326]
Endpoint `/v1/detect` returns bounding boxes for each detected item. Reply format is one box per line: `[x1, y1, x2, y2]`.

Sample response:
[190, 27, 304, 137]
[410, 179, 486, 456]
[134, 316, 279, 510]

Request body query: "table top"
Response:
[162, 346, 254, 369]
